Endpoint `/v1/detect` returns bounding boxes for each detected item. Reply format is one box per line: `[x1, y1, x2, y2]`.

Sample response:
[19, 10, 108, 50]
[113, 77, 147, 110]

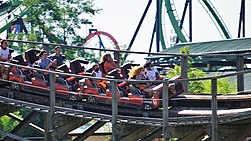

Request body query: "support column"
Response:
[181, 55, 188, 93]
[188, 0, 192, 42]
[111, 81, 118, 141]
[237, 55, 244, 92]
[163, 81, 170, 141]
[211, 78, 218, 141]
[45, 73, 56, 141]
[207, 63, 212, 72]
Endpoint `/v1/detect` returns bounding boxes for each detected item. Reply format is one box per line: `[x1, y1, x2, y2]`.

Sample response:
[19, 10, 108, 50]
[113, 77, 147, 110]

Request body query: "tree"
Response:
[9, 0, 101, 62]
[166, 46, 236, 94]
[1, 0, 102, 138]
[0, 111, 20, 138]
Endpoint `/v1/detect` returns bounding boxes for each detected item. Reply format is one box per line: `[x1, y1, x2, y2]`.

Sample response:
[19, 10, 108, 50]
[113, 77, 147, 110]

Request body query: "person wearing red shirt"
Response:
[100, 53, 117, 74]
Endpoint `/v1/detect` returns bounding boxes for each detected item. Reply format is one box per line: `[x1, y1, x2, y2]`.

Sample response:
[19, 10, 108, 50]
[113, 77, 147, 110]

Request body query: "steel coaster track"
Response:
[162, 0, 231, 44]
[164, 0, 188, 43]
[200, 0, 231, 39]
[0, 0, 22, 16]
[0, 3, 28, 34]
[159, 0, 167, 50]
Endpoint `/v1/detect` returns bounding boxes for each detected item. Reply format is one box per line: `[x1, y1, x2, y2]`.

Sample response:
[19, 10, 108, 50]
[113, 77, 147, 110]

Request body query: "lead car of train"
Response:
[0, 48, 184, 110]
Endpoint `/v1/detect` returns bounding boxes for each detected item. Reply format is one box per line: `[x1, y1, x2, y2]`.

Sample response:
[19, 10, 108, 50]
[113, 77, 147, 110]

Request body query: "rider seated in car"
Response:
[37, 50, 58, 80]
[49, 46, 65, 67]
[91, 64, 108, 92]
[92, 64, 102, 78]
[144, 62, 162, 80]
[128, 66, 155, 98]
[37, 50, 58, 70]
[0, 39, 11, 62]
[101, 53, 117, 74]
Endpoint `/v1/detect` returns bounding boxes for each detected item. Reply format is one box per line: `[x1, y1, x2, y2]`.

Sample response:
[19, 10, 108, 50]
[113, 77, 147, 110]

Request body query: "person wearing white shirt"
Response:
[0, 40, 11, 62]
[144, 62, 161, 80]
[92, 64, 102, 78]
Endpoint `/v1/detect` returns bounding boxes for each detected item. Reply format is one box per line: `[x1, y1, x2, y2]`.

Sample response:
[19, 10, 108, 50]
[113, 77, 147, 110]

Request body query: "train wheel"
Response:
[144, 104, 153, 110]
[87, 96, 97, 104]
[11, 82, 21, 91]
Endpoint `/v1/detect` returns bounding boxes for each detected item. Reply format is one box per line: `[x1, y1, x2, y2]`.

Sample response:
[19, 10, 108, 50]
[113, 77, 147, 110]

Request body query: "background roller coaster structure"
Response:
[0, 0, 248, 54]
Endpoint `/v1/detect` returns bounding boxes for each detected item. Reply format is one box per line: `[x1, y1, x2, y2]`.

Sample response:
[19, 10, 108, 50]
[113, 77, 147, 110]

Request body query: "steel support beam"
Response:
[156, 0, 161, 52]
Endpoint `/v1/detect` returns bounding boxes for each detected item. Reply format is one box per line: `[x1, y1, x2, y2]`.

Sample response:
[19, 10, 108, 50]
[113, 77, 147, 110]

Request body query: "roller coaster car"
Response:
[70, 58, 89, 75]
[8, 60, 26, 83]
[57, 64, 76, 84]
[57, 59, 90, 87]
[6, 61, 80, 100]
[11, 54, 31, 74]
[78, 77, 160, 110]
[28, 71, 81, 100]
[152, 76, 184, 99]
[25, 48, 40, 65]
[12, 54, 27, 66]
[107, 69, 121, 79]
[104, 63, 140, 79]
[120, 63, 140, 79]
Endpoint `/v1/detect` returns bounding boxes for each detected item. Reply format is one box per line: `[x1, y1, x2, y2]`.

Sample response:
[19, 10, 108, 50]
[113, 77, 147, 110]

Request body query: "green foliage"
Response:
[166, 46, 236, 94]
[203, 77, 237, 94]
[180, 45, 192, 67]
[0, 111, 20, 138]
[0, 109, 45, 138]
[180, 46, 191, 54]
[166, 65, 207, 93]
[9, 0, 102, 63]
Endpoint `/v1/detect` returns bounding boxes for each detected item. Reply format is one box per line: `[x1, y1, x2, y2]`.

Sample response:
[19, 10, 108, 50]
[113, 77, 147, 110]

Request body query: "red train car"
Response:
[0, 51, 183, 110]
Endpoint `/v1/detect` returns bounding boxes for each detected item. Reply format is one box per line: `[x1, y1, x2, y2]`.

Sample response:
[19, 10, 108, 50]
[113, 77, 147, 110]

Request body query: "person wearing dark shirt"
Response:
[50, 46, 65, 66]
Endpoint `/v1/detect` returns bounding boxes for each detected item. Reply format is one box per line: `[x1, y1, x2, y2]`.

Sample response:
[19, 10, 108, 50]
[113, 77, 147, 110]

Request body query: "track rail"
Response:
[200, 0, 231, 39]
[0, 3, 28, 34]
[163, 0, 231, 43]
[1, 86, 251, 127]
[0, 0, 22, 16]
[164, 0, 188, 43]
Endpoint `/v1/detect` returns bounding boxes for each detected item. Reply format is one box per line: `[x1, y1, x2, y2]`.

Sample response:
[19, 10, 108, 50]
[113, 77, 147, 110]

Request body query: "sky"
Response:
[83, 0, 251, 65]
[1, 0, 251, 65]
